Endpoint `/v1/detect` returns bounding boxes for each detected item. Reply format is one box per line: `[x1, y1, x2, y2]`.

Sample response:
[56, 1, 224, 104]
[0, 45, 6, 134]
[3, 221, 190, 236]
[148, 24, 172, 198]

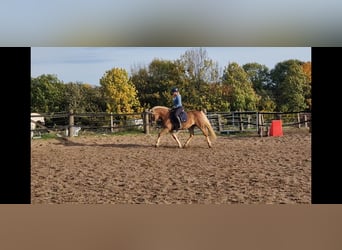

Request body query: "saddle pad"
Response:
[179, 111, 187, 122]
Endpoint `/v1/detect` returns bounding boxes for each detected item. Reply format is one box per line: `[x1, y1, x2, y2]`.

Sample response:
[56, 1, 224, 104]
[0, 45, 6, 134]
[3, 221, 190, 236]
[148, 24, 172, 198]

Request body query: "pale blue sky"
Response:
[31, 47, 311, 86]
[1, 1, 341, 46]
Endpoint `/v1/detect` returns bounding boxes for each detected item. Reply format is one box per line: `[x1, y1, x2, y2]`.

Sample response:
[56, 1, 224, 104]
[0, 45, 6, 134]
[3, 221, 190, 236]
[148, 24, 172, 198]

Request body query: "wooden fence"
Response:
[31, 110, 311, 137]
[31, 110, 145, 138]
[205, 111, 311, 136]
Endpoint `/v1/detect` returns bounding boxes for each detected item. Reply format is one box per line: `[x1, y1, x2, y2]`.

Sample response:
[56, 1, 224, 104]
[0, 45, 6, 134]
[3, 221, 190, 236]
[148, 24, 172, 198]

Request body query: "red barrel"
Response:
[269, 120, 283, 136]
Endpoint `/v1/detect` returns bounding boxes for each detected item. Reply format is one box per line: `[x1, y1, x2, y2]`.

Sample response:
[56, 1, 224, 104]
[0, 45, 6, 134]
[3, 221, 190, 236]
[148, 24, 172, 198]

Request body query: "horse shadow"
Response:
[53, 137, 196, 149]
[53, 137, 147, 148]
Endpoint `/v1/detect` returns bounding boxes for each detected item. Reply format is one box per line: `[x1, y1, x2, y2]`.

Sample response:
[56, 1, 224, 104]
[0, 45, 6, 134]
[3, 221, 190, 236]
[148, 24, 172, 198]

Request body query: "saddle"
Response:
[170, 108, 187, 130]
[178, 110, 187, 122]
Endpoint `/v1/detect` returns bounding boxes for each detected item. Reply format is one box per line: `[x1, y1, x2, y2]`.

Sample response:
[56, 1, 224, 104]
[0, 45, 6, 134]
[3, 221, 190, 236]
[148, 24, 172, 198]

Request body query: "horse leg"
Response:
[206, 136, 213, 148]
[155, 128, 170, 148]
[199, 127, 212, 148]
[171, 131, 183, 148]
[183, 127, 195, 148]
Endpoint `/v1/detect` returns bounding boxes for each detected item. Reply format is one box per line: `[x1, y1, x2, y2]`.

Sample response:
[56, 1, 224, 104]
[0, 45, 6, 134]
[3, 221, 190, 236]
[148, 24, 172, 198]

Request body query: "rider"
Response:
[171, 87, 183, 130]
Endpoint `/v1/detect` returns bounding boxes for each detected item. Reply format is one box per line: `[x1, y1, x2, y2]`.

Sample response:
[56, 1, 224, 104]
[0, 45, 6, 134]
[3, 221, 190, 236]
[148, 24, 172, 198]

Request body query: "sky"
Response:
[31, 47, 311, 86]
[1, 1, 342, 46]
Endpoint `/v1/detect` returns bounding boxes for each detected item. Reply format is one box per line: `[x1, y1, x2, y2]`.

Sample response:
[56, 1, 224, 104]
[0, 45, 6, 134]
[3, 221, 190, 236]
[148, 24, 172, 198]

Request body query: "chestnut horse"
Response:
[149, 106, 217, 148]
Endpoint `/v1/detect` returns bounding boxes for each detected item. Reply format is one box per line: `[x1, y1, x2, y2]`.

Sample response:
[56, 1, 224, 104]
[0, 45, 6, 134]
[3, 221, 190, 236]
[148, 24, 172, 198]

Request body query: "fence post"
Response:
[304, 114, 308, 128]
[256, 112, 259, 133]
[239, 111, 244, 131]
[217, 114, 222, 132]
[258, 113, 264, 136]
[297, 113, 301, 128]
[110, 112, 114, 132]
[247, 115, 251, 129]
[143, 109, 150, 134]
[308, 115, 311, 133]
[68, 109, 74, 137]
[232, 112, 235, 127]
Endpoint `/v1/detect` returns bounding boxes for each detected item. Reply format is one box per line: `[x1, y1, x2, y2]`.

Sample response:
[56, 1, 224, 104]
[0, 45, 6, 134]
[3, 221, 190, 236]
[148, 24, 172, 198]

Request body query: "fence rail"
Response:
[31, 110, 311, 137]
[206, 111, 311, 136]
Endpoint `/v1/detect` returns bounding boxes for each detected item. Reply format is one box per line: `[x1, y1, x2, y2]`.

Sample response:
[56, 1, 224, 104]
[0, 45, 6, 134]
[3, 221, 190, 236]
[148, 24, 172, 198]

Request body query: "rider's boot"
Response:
[176, 116, 182, 130]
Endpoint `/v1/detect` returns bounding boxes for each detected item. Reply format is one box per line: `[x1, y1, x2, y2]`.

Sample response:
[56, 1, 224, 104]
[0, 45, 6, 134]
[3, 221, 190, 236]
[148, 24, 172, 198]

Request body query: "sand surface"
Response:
[31, 128, 311, 204]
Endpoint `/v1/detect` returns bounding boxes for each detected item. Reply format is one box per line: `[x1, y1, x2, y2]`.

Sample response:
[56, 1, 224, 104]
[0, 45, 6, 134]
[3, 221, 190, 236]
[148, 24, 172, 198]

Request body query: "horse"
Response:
[31, 113, 45, 139]
[149, 106, 217, 148]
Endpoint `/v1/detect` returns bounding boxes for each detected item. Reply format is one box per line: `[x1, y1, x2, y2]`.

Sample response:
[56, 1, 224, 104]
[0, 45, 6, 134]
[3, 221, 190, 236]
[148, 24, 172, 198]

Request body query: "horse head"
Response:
[149, 108, 158, 122]
[150, 106, 170, 123]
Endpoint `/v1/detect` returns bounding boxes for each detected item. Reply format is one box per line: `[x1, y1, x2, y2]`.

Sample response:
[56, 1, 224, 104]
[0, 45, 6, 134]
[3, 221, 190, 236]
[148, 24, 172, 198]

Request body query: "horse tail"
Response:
[200, 111, 217, 140]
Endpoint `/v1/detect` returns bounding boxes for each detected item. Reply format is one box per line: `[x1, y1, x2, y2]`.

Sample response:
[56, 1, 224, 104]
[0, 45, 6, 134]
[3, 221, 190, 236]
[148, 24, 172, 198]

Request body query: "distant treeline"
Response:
[31, 48, 311, 114]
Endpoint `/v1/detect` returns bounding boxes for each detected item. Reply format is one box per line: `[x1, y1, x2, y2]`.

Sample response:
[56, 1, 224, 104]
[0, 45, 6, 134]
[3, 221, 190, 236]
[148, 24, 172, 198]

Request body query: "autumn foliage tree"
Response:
[100, 68, 142, 113]
[31, 49, 311, 115]
[270, 60, 310, 112]
[302, 62, 312, 110]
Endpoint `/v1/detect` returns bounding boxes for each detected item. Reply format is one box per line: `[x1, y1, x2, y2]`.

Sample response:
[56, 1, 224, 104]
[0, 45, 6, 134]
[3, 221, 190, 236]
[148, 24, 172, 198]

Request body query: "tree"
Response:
[180, 47, 220, 85]
[222, 62, 260, 111]
[81, 84, 107, 112]
[131, 59, 186, 108]
[100, 68, 142, 113]
[31, 74, 66, 113]
[302, 62, 312, 110]
[178, 48, 220, 110]
[203, 83, 231, 111]
[130, 67, 151, 108]
[63, 82, 85, 112]
[270, 60, 311, 112]
[63, 82, 107, 113]
[243, 63, 275, 111]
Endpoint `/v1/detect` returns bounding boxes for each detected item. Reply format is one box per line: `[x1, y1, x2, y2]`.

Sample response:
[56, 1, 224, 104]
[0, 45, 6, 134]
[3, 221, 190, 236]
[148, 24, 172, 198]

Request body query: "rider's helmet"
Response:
[171, 87, 179, 94]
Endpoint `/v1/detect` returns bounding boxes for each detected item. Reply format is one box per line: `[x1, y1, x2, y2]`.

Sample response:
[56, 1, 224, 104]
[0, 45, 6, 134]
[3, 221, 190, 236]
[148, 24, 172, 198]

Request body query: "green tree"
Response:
[270, 60, 310, 112]
[63, 82, 106, 113]
[222, 62, 260, 111]
[302, 62, 312, 110]
[130, 67, 151, 108]
[31, 74, 66, 113]
[100, 68, 142, 113]
[243, 63, 275, 111]
[131, 59, 185, 108]
[82, 84, 107, 112]
[204, 83, 231, 111]
[63, 82, 85, 112]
